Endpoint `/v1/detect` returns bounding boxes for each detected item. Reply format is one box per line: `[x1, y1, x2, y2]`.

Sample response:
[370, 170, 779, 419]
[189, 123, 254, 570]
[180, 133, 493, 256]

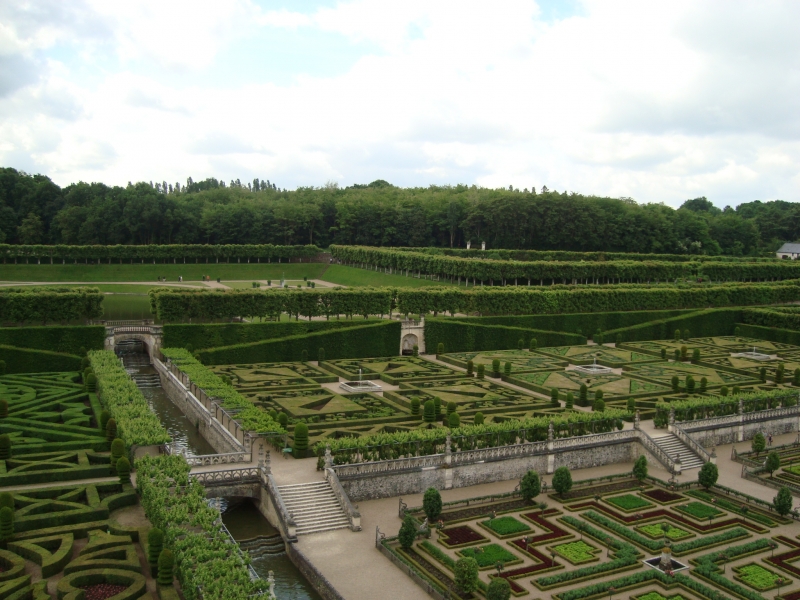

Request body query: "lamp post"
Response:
[609, 586, 615, 600]
[550, 551, 556, 567]
[771, 541, 778, 558]
[777, 576, 784, 599]
[495, 561, 505, 578]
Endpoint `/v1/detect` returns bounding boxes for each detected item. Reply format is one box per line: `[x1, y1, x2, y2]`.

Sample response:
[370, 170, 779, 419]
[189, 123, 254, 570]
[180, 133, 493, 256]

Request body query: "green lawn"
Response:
[0, 263, 326, 282]
[321, 265, 456, 288]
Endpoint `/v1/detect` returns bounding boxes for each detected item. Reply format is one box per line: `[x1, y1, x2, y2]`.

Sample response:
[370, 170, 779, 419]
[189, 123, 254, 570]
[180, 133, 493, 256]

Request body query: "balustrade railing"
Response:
[672, 423, 711, 462]
[190, 467, 262, 486]
[185, 452, 250, 467]
[334, 454, 444, 477]
[634, 430, 676, 472]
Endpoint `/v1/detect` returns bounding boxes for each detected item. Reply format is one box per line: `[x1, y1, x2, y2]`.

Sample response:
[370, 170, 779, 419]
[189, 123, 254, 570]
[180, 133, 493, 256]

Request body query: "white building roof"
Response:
[777, 243, 800, 253]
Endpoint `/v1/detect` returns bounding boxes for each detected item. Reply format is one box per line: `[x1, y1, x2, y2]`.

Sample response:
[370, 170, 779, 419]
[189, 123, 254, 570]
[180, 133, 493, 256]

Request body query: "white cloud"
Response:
[0, 0, 797, 206]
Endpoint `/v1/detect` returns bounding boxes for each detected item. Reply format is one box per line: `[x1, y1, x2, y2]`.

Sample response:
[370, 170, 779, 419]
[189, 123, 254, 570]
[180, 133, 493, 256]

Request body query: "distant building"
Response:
[776, 243, 800, 259]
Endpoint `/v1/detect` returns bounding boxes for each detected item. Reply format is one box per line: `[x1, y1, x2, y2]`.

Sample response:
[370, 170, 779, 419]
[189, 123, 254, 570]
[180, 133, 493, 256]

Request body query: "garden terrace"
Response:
[209, 362, 337, 394]
[701, 354, 800, 381]
[505, 369, 671, 402]
[655, 389, 799, 426]
[438, 349, 568, 373]
[619, 339, 730, 359]
[387, 377, 560, 418]
[623, 360, 758, 390]
[318, 356, 459, 384]
[533, 345, 661, 368]
[692, 335, 800, 354]
[385, 474, 800, 600]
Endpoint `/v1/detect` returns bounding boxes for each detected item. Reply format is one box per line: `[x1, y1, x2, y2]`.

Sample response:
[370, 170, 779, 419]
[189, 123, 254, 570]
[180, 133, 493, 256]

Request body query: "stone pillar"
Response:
[668, 408, 675, 432]
[325, 445, 333, 469]
[634, 410, 641, 430]
[445, 434, 452, 466]
[674, 454, 682, 475]
[710, 447, 717, 465]
[547, 421, 555, 474]
[444, 434, 453, 489]
[738, 398, 745, 442]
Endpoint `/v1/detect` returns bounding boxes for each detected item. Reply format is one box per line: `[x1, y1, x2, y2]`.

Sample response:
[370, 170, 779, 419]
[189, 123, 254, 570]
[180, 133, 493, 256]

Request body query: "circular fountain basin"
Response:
[339, 381, 383, 393]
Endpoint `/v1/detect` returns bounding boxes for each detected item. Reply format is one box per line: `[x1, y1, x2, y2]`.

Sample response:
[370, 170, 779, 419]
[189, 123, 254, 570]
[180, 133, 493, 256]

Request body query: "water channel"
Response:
[119, 341, 321, 600]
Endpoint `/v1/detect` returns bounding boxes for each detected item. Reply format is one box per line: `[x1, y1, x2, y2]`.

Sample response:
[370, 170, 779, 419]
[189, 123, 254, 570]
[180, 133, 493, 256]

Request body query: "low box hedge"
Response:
[0, 345, 81, 374]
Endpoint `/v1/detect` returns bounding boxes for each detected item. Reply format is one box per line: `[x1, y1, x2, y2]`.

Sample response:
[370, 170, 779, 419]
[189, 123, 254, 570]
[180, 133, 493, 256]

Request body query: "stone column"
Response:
[668, 408, 675, 433]
[444, 434, 453, 490]
[324, 445, 333, 469]
[738, 398, 745, 442]
[634, 410, 641, 430]
[547, 421, 555, 474]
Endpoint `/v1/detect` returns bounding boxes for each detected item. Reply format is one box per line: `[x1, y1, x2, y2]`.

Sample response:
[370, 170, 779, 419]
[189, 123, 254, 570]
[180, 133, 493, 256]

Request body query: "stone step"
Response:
[650, 434, 706, 470]
[277, 479, 352, 536]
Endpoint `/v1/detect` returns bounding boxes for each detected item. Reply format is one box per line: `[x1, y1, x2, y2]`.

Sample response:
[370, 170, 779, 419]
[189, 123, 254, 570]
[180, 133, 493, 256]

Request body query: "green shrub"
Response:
[293, 423, 309, 458]
[492, 359, 500, 376]
[517, 338, 524, 350]
[774, 486, 793, 516]
[675, 329, 681, 341]
[399, 515, 417, 550]
[434, 397, 442, 417]
[686, 375, 695, 394]
[301, 349, 308, 362]
[626, 398, 635, 412]
[674, 349, 680, 361]
[157, 548, 174, 586]
[578, 384, 588, 407]
[105, 418, 117, 441]
[698, 462, 718, 489]
[692, 348, 700, 363]
[700, 377, 707, 393]
[423, 400, 435, 423]
[504, 361, 511, 375]
[148, 528, 164, 573]
[0, 434, 10, 460]
[437, 342, 444, 355]
[552, 466, 572, 497]
[477, 364, 485, 379]
[277, 412, 288, 428]
[486, 577, 511, 600]
[550, 388, 559, 406]
[0, 493, 12, 511]
[466, 360, 474, 376]
[116, 457, 131, 484]
[318, 347, 325, 361]
[446, 402, 456, 416]
[474, 412, 484, 425]
[0, 506, 13, 541]
[684, 329, 690, 340]
[671, 375, 679, 392]
[0, 399, 7, 419]
[633, 455, 647, 481]
[720, 385, 728, 396]
[110, 439, 125, 475]
[752, 432, 766, 455]
[454, 557, 479, 594]
[412, 344, 418, 357]
[99, 410, 111, 431]
[520, 470, 540, 503]
[660, 348, 666, 359]
[765, 451, 780, 477]
[423, 488, 442, 521]
[529, 337, 537, 350]
[410, 397, 420, 416]
[449, 413, 461, 428]
[566, 393, 574, 409]
[760, 367, 767, 382]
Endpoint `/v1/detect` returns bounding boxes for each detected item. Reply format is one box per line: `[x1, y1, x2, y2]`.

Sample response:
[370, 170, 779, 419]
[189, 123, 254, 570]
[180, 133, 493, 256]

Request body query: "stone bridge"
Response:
[103, 321, 163, 357]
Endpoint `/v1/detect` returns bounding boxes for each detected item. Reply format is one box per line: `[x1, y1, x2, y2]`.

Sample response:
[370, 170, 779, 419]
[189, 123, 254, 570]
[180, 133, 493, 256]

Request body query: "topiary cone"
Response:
[105, 418, 117, 441]
[116, 457, 131, 485]
[148, 528, 164, 574]
[110, 438, 125, 475]
[0, 492, 12, 511]
[0, 434, 10, 460]
[0, 506, 13, 542]
[0, 399, 7, 419]
[157, 548, 174, 587]
[293, 423, 309, 458]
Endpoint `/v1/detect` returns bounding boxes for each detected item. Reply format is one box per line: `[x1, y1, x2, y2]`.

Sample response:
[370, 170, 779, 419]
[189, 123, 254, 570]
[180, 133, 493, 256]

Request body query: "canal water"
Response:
[120, 341, 321, 599]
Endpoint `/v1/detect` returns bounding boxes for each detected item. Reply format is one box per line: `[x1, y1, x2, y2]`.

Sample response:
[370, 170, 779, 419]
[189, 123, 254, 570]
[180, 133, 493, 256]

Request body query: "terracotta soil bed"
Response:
[80, 584, 127, 600]
[557, 480, 643, 501]
[439, 499, 532, 523]
[641, 489, 684, 504]
[404, 547, 472, 599]
[439, 525, 489, 548]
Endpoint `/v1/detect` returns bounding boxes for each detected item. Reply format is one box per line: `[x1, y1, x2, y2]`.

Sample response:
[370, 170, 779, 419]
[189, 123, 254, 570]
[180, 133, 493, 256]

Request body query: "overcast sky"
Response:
[1, 0, 798, 207]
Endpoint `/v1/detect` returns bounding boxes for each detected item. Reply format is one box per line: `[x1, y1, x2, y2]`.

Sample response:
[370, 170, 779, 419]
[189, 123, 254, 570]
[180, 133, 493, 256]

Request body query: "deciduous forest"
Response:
[0, 167, 795, 255]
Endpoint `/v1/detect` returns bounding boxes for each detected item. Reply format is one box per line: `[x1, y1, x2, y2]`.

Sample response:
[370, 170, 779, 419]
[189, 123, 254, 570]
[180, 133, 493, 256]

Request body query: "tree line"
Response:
[0, 168, 796, 255]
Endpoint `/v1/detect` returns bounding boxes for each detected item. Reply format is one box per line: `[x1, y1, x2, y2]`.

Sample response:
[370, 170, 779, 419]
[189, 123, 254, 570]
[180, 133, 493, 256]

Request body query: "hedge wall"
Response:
[736, 323, 800, 346]
[0, 345, 81, 373]
[0, 325, 104, 354]
[424, 319, 584, 353]
[0, 287, 104, 323]
[458, 309, 697, 336]
[196, 320, 401, 364]
[164, 320, 374, 351]
[0, 243, 321, 263]
[741, 308, 800, 330]
[606, 308, 742, 342]
[395, 281, 800, 316]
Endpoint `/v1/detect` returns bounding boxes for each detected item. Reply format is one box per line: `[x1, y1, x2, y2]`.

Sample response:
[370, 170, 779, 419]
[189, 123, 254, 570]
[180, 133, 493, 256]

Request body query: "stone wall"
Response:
[155, 359, 242, 455]
[680, 412, 799, 446]
[339, 440, 638, 502]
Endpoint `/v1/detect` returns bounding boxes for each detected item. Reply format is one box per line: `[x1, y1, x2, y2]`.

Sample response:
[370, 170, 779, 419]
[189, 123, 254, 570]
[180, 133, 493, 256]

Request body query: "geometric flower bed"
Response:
[532, 345, 660, 367]
[505, 369, 671, 401]
[383, 473, 798, 599]
[209, 362, 337, 396]
[623, 360, 758, 389]
[318, 356, 460, 384]
[438, 349, 568, 373]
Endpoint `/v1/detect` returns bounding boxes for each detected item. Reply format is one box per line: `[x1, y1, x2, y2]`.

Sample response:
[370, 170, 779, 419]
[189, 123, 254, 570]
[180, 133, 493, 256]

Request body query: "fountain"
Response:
[574, 356, 614, 375]
[732, 346, 774, 361]
[340, 368, 383, 393]
[643, 545, 689, 573]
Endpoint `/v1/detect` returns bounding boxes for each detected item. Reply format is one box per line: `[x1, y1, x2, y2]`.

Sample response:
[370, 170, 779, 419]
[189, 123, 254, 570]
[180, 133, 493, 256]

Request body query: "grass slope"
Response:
[321, 264, 456, 287]
[0, 263, 326, 282]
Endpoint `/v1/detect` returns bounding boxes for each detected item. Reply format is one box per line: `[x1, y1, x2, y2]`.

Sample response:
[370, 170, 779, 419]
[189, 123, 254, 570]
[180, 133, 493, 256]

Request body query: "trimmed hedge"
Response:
[736, 322, 800, 345]
[605, 308, 742, 342]
[195, 320, 401, 364]
[454, 309, 697, 335]
[163, 320, 368, 351]
[0, 325, 103, 354]
[424, 319, 584, 353]
[0, 345, 81, 374]
[0, 287, 104, 323]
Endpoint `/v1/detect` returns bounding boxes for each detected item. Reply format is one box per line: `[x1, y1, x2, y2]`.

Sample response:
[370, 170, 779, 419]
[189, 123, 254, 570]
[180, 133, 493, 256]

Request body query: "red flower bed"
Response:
[642, 489, 684, 503]
[80, 584, 127, 600]
[440, 525, 488, 548]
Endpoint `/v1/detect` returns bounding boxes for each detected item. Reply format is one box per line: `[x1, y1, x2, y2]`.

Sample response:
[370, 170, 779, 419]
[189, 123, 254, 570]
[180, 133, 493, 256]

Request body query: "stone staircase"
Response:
[277, 481, 351, 535]
[650, 433, 705, 470]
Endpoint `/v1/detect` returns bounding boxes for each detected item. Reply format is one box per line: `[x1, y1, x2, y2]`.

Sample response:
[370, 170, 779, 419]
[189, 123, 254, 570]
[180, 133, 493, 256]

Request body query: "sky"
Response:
[0, 0, 798, 207]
